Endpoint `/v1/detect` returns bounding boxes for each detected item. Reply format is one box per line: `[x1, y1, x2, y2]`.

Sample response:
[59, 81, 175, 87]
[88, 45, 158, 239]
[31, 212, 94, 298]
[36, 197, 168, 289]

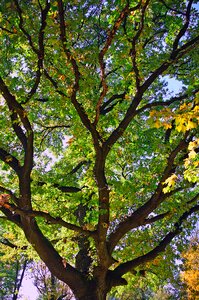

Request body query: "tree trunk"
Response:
[75, 290, 107, 300]
[72, 279, 108, 300]
[75, 203, 92, 275]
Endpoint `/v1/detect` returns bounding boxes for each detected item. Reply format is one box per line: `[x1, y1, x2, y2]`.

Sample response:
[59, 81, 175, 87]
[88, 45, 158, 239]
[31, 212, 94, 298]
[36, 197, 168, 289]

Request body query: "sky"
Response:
[19, 276, 38, 300]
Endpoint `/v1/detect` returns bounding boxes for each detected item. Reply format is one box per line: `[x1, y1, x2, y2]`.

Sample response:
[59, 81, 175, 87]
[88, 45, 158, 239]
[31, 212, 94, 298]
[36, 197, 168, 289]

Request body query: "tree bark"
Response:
[75, 289, 107, 300]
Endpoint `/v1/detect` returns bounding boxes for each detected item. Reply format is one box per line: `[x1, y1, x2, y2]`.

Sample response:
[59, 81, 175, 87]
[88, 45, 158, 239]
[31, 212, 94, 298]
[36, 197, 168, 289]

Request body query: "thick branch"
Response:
[0, 78, 33, 178]
[0, 147, 21, 174]
[143, 212, 169, 225]
[0, 238, 26, 249]
[172, 0, 194, 53]
[6, 101, 27, 149]
[57, 0, 100, 145]
[103, 32, 199, 156]
[0, 206, 22, 227]
[69, 160, 90, 175]
[14, 0, 38, 53]
[19, 216, 89, 295]
[36, 181, 82, 193]
[108, 135, 189, 253]
[130, 0, 150, 89]
[23, 1, 50, 104]
[0, 77, 32, 134]
[100, 92, 126, 115]
[135, 89, 199, 115]
[94, 2, 141, 125]
[0, 77, 33, 208]
[112, 204, 199, 277]
[5, 203, 96, 238]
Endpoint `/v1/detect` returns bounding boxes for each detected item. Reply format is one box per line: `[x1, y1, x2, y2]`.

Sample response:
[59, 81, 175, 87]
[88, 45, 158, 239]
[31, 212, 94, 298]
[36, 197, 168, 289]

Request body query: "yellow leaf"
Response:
[180, 103, 187, 110]
[59, 75, 66, 81]
[149, 110, 156, 117]
[163, 174, 178, 193]
[5, 156, 12, 162]
[188, 139, 199, 151]
[154, 120, 161, 128]
[188, 150, 197, 160]
[186, 120, 197, 130]
[164, 174, 178, 187]
[184, 158, 190, 168]
[162, 122, 172, 129]
[193, 161, 199, 167]
[175, 116, 187, 132]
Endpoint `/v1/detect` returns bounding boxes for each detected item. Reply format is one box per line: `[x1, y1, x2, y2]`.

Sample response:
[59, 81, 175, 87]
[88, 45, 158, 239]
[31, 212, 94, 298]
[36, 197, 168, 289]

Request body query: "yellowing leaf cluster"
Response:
[184, 138, 199, 183]
[149, 107, 173, 129]
[188, 139, 199, 151]
[149, 101, 199, 133]
[163, 174, 178, 194]
[149, 103, 199, 184]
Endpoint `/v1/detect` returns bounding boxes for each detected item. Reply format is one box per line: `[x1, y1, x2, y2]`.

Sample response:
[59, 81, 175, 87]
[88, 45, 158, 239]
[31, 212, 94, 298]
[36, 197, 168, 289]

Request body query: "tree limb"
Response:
[36, 181, 82, 193]
[143, 212, 169, 225]
[22, 1, 51, 104]
[129, 0, 150, 89]
[4, 203, 96, 238]
[94, 2, 141, 125]
[57, 0, 101, 145]
[0, 238, 27, 249]
[0, 147, 21, 174]
[172, 0, 194, 53]
[103, 31, 199, 156]
[100, 92, 126, 115]
[159, 0, 186, 15]
[14, 0, 38, 53]
[108, 134, 189, 253]
[135, 88, 199, 115]
[112, 204, 199, 278]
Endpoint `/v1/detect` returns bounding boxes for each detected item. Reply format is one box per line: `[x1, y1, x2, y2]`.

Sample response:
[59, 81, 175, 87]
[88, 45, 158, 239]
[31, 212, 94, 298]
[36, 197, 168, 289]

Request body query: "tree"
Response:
[180, 232, 199, 299]
[0, 0, 199, 299]
[0, 252, 27, 300]
[31, 261, 74, 300]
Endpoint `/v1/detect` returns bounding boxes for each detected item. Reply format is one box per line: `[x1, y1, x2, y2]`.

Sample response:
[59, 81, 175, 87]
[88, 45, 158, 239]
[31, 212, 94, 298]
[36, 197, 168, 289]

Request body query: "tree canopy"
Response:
[0, 0, 199, 299]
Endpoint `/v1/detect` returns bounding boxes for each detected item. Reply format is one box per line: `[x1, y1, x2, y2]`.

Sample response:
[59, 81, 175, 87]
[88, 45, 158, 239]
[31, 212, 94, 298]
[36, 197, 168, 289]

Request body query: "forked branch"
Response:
[112, 203, 199, 277]
[108, 134, 189, 253]
[0, 202, 97, 238]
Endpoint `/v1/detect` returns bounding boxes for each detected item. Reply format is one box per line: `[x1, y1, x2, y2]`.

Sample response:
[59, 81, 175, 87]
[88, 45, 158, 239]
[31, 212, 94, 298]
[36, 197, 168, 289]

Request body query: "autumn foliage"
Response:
[181, 234, 199, 299]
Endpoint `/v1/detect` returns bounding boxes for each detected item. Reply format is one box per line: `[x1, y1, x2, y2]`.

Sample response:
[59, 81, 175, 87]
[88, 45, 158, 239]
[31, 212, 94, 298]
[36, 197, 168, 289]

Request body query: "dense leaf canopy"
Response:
[0, 0, 199, 299]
